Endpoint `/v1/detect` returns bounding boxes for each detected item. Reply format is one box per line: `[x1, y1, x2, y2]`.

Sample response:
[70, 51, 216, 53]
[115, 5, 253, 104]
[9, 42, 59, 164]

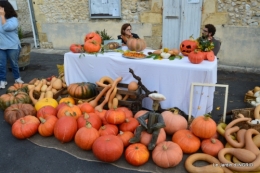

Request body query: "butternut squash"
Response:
[50, 76, 57, 85]
[52, 78, 63, 90]
[34, 80, 43, 92]
[45, 91, 54, 98]
[40, 84, 48, 92]
[34, 79, 40, 86]
[254, 105, 260, 119]
[108, 87, 117, 109]
[244, 129, 260, 155]
[89, 84, 112, 108]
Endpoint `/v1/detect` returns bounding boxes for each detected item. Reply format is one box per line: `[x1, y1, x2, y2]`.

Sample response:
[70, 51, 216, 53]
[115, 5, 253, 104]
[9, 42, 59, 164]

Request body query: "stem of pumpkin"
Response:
[20, 118, 25, 124]
[39, 117, 46, 124]
[210, 138, 216, 144]
[203, 114, 212, 120]
[162, 144, 168, 151]
[86, 121, 92, 128]
[83, 112, 90, 119]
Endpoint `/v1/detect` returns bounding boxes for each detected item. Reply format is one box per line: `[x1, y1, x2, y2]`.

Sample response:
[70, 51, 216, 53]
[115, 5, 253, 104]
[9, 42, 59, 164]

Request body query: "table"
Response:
[64, 50, 217, 117]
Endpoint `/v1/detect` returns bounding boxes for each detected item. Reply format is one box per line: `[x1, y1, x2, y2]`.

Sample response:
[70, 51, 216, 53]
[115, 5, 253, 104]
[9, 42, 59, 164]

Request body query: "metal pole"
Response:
[26, 0, 38, 48]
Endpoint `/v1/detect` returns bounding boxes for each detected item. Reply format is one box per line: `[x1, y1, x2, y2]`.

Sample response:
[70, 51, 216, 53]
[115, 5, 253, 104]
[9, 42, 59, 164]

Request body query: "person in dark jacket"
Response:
[118, 23, 139, 45]
[0, 1, 24, 89]
[202, 24, 221, 56]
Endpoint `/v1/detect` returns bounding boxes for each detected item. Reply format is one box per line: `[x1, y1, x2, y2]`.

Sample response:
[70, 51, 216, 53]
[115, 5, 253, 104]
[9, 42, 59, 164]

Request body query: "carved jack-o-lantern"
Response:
[180, 37, 198, 56]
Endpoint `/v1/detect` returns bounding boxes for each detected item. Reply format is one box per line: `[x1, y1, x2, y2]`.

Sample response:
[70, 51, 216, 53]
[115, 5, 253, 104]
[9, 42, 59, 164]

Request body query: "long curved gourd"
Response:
[89, 84, 111, 108]
[185, 153, 232, 173]
[224, 126, 246, 148]
[244, 129, 260, 155]
[254, 104, 260, 119]
[225, 117, 251, 130]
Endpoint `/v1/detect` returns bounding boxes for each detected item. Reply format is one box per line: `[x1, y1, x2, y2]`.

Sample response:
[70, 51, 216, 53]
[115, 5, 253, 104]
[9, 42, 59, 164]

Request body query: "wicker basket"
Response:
[232, 107, 260, 132]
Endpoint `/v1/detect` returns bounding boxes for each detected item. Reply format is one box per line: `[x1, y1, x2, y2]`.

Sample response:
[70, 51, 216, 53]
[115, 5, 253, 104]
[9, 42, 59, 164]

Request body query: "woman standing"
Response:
[0, 1, 24, 89]
[118, 23, 139, 45]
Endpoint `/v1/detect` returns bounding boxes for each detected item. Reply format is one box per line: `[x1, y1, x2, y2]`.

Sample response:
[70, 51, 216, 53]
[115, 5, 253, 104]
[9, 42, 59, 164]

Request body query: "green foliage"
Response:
[18, 27, 23, 40]
[96, 29, 114, 44]
[196, 37, 214, 52]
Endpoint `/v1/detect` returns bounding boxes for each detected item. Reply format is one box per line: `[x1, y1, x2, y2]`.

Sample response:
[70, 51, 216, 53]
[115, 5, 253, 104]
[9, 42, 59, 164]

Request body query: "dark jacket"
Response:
[117, 33, 139, 44]
[212, 37, 221, 56]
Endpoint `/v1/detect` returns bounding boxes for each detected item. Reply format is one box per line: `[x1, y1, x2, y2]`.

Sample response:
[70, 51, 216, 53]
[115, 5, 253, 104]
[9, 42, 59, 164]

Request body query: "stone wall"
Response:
[16, 0, 32, 35]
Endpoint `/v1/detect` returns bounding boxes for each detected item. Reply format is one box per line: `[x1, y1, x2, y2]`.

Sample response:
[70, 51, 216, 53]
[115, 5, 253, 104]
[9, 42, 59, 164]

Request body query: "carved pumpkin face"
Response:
[180, 39, 198, 56]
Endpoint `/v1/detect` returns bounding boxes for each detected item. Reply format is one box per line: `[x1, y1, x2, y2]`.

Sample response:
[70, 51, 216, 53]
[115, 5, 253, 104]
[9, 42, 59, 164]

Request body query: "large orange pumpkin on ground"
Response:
[57, 103, 81, 120]
[117, 131, 134, 147]
[190, 114, 217, 139]
[201, 138, 224, 157]
[140, 128, 166, 147]
[38, 114, 58, 137]
[152, 141, 183, 168]
[125, 143, 150, 166]
[127, 38, 146, 52]
[172, 129, 200, 154]
[92, 135, 124, 162]
[54, 116, 77, 143]
[77, 112, 102, 130]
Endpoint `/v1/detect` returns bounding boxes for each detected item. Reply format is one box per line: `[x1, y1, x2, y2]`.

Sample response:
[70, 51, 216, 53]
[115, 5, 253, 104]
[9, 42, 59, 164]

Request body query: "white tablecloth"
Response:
[64, 50, 217, 117]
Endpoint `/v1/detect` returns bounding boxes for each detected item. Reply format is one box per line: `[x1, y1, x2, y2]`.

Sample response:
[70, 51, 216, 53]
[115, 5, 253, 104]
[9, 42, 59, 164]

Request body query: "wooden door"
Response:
[162, 0, 203, 49]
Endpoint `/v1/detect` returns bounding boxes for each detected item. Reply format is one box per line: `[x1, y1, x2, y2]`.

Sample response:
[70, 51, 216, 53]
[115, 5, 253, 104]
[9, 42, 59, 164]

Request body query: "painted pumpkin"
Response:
[92, 135, 124, 162]
[67, 82, 97, 99]
[0, 91, 31, 110]
[12, 115, 40, 139]
[188, 50, 204, 64]
[125, 143, 150, 166]
[4, 103, 36, 125]
[152, 141, 183, 168]
[84, 40, 101, 53]
[127, 38, 146, 52]
[84, 32, 102, 45]
[180, 36, 198, 56]
[190, 114, 217, 139]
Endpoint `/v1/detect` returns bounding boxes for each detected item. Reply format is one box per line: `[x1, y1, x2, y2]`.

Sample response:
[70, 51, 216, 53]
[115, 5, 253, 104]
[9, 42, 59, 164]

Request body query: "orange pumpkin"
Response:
[84, 40, 101, 53]
[116, 107, 133, 118]
[134, 110, 148, 119]
[105, 108, 126, 125]
[172, 129, 200, 154]
[190, 114, 217, 139]
[92, 135, 124, 162]
[95, 109, 108, 125]
[12, 115, 40, 139]
[161, 110, 188, 135]
[74, 122, 100, 150]
[37, 105, 57, 118]
[180, 36, 198, 56]
[125, 143, 150, 166]
[59, 97, 75, 105]
[127, 38, 146, 52]
[117, 131, 134, 147]
[77, 112, 102, 130]
[54, 116, 78, 143]
[188, 50, 204, 64]
[201, 138, 224, 157]
[38, 114, 58, 137]
[57, 103, 81, 120]
[119, 117, 139, 133]
[84, 32, 102, 45]
[99, 124, 118, 136]
[152, 141, 183, 168]
[78, 102, 95, 113]
[205, 50, 215, 61]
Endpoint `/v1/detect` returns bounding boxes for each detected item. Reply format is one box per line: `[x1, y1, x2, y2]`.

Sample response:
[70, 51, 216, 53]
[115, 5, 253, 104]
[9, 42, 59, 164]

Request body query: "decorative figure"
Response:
[129, 93, 166, 150]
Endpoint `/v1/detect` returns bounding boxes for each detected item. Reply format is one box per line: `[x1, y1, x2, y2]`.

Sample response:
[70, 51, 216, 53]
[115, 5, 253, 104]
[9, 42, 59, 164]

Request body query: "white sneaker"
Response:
[0, 81, 7, 89]
[15, 77, 24, 84]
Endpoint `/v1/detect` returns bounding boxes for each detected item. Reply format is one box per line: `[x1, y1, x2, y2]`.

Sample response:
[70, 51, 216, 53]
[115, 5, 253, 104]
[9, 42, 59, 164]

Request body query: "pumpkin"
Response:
[77, 112, 102, 130]
[161, 110, 188, 135]
[116, 107, 133, 118]
[205, 50, 215, 61]
[12, 115, 40, 139]
[119, 117, 139, 133]
[78, 102, 95, 113]
[4, 103, 36, 125]
[134, 110, 149, 119]
[190, 114, 217, 139]
[105, 108, 126, 125]
[59, 97, 75, 105]
[54, 116, 78, 143]
[117, 131, 134, 147]
[201, 138, 224, 157]
[74, 122, 100, 150]
[37, 105, 57, 118]
[35, 98, 58, 111]
[67, 82, 97, 99]
[7, 83, 28, 93]
[57, 103, 81, 120]
[84, 32, 102, 45]
[38, 114, 58, 137]
[180, 36, 198, 56]
[70, 44, 83, 53]
[140, 128, 166, 147]
[0, 91, 31, 110]
[99, 124, 118, 136]
[172, 129, 200, 154]
[56, 102, 67, 112]
[95, 109, 108, 125]
[125, 143, 150, 166]
[127, 38, 146, 52]
[84, 40, 101, 53]
[152, 141, 183, 168]
[188, 50, 204, 64]
[92, 135, 124, 162]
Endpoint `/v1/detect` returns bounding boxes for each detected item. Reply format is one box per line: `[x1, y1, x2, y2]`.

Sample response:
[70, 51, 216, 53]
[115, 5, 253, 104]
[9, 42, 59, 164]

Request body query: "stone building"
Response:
[15, 0, 260, 69]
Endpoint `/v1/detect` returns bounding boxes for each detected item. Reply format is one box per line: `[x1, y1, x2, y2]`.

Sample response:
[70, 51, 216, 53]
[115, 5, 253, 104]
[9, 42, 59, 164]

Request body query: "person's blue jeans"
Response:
[0, 46, 21, 81]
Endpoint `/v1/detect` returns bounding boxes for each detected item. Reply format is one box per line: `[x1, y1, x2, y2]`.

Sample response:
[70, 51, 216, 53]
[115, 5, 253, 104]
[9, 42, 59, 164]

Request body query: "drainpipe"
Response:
[26, 0, 39, 48]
